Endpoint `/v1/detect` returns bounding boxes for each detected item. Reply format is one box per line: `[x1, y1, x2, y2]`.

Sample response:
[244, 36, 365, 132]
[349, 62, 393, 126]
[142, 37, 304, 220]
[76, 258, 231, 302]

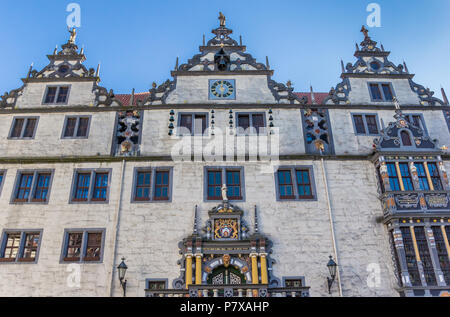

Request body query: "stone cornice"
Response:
[341, 73, 415, 80]
[1, 104, 449, 114]
[171, 70, 274, 76]
[21, 77, 99, 84]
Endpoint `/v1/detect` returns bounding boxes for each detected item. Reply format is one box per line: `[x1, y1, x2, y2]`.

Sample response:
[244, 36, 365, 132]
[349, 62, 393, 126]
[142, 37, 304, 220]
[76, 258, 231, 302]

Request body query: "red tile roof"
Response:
[113, 92, 329, 105]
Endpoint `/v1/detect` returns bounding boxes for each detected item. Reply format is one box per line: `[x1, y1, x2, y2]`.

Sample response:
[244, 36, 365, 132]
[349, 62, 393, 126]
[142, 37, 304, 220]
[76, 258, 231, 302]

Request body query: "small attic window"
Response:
[43, 86, 70, 105]
[58, 65, 70, 74]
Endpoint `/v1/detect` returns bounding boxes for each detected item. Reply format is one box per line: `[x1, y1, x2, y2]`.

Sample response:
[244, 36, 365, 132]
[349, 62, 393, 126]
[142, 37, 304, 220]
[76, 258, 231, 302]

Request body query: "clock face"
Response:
[209, 79, 236, 100]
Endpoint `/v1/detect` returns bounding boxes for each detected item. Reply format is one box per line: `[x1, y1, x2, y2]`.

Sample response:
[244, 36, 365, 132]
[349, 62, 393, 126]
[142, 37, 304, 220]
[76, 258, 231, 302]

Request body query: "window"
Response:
[368, 83, 395, 101]
[428, 163, 443, 191]
[0, 171, 5, 195]
[132, 168, 173, 202]
[236, 113, 266, 134]
[204, 167, 244, 201]
[431, 226, 450, 285]
[415, 163, 430, 191]
[399, 163, 414, 191]
[275, 166, 316, 201]
[43, 86, 70, 104]
[178, 113, 208, 135]
[404, 114, 427, 133]
[62, 116, 91, 138]
[12, 170, 54, 204]
[0, 230, 42, 263]
[284, 278, 304, 288]
[9, 117, 38, 139]
[71, 170, 111, 203]
[61, 229, 105, 263]
[146, 280, 167, 290]
[414, 227, 437, 286]
[400, 227, 421, 286]
[351, 114, 379, 135]
[154, 171, 170, 201]
[386, 163, 400, 191]
[400, 131, 412, 146]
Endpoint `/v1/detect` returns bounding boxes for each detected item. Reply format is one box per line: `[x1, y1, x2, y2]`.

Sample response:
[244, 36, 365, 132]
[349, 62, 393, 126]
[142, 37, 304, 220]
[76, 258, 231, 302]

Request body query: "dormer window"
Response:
[400, 131, 412, 146]
[368, 83, 394, 102]
[43, 86, 70, 105]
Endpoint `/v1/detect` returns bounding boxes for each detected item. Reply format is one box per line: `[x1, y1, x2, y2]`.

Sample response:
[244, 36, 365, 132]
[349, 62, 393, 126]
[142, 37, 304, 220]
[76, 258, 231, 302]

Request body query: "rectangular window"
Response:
[147, 281, 167, 290]
[63, 116, 91, 138]
[135, 171, 152, 201]
[400, 227, 422, 286]
[431, 227, 450, 285]
[12, 170, 53, 204]
[205, 167, 244, 202]
[0, 171, 4, 194]
[369, 84, 383, 101]
[428, 163, 443, 191]
[0, 231, 42, 263]
[207, 170, 222, 200]
[32, 173, 51, 202]
[43, 86, 70, 104]
[9, 117, 38, 139]
[381, 84, 394, 101]
[351, 114, 379, 135]
[20, 232, 40, 262]
[415, 163, 430, 191]
[132, 168, 173, 203]
[369, 83, 395, 101]
[178, 113, 208, 135]
[92, 173, 108, 201]
[399, 163, 414, 191]
[62, 230, 105, 263]
[237, 113, 266, 134]
[71, 170, 111, 203]
[386, 163, 400, 191]
[276, 167, 316, 201]
[414, 227, 437, 286]
[154, 171, 170, 201]
[284, 279, 303, 288]
[296, 170, 313, 199]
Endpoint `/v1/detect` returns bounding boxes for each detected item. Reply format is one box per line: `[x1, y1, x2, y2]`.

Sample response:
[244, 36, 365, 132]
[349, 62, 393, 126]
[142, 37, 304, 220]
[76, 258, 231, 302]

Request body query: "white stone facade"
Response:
[0, 20, 449, 298]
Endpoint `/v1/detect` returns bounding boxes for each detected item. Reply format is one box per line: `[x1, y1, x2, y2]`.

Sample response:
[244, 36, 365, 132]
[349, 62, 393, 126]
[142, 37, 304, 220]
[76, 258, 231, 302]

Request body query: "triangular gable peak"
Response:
[325, 26, 445, 106]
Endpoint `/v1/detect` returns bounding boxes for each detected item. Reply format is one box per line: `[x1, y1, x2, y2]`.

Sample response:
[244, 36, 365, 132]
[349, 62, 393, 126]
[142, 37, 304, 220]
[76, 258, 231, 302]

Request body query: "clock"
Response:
[209, 79, 236, 100]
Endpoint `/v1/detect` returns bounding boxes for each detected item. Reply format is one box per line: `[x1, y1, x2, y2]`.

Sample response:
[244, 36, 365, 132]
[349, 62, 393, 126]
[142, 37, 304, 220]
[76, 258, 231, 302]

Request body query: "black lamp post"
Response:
[117, 257, 128, 297]
[327, 255, 337, 294]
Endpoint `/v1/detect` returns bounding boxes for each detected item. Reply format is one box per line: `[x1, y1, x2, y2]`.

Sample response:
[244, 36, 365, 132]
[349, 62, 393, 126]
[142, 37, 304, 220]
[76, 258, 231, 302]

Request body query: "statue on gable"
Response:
[219, 12, 226, 27]
[68, 27, 77, 44]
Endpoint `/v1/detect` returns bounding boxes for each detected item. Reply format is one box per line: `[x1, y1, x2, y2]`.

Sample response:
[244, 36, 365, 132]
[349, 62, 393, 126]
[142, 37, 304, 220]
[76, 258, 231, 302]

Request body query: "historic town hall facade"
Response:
[0, 15, 449, 297]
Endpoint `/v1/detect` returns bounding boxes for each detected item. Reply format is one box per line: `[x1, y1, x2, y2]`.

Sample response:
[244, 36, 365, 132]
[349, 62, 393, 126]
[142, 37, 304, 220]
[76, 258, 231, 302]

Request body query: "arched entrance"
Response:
[207, 265, 246, 285]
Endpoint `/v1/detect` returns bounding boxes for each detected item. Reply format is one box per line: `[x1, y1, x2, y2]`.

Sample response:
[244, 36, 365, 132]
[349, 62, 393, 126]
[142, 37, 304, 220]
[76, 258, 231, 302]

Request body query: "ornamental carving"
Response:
[425, 194, 449, 208]
[395, 194, 419, 209]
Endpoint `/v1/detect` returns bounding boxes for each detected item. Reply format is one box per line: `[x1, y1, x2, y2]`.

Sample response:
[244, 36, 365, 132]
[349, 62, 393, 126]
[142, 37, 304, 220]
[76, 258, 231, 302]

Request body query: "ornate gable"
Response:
[374, 98, 441, 152]
[325, 26, 445, 106]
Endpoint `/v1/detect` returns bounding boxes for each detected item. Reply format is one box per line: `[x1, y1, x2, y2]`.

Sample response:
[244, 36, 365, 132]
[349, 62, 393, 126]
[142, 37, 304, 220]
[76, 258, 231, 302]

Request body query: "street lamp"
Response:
[117, 257, 128, 297]
[327, 255, 337, 294]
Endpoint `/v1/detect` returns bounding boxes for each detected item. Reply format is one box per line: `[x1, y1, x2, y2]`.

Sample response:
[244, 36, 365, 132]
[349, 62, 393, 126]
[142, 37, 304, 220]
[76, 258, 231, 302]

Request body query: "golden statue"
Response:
[68, 27, 77, 44]
[219, 12, 226, 27]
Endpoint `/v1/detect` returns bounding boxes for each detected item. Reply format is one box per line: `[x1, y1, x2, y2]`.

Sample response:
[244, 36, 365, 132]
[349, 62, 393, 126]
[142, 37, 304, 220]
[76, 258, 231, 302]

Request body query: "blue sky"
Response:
[1, 0, 449, 97]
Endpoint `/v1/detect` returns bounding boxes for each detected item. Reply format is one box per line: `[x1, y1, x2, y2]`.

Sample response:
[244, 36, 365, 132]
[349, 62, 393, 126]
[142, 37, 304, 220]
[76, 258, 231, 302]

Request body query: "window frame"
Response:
[70, 169, 112, 204]
[236, 112, 267, 135]
[351, 113, 381, 136]
[131, 167, 173, 203]
[274, 166, 317, 202]
[60, 228, 106, 264]
[403, 113, 428, 135]
[10, 169, 55, 205]
[42, 85, 71, 105]
[8, 116, 39, 140]
[61, 115, 92, 139]
[203, 166, 245, 202]
[145, 278, 168, 290]
[0, 229, 43, 264]
[282, 276, 306, 288]
[176, 112, 209, 136]
[0, 170, 6, 197]
[367, 82, 396, 102]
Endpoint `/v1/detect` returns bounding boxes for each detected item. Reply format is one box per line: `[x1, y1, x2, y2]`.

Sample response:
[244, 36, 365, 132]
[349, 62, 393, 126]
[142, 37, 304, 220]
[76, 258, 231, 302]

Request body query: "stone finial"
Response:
[361, 25, 369, 39]
[441, 86, 449, 105]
